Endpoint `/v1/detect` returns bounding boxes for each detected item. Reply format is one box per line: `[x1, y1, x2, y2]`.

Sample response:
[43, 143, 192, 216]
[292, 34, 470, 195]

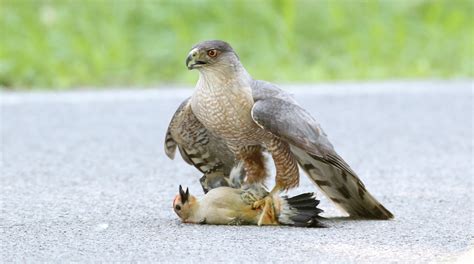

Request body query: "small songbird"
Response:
[172, 185, 324, 227]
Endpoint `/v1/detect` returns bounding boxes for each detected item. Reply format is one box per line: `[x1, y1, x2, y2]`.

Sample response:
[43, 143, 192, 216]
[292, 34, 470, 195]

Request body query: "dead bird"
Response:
[172, 185, 325, 227]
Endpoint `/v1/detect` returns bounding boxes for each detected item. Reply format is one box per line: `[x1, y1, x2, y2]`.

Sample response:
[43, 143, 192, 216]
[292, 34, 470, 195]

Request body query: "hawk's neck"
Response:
[197, 65, 252, 92]
[190, 65, 260, 143]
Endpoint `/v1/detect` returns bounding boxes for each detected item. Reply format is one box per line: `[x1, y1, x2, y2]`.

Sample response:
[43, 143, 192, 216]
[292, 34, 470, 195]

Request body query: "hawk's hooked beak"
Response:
[186, 49, 207, 70]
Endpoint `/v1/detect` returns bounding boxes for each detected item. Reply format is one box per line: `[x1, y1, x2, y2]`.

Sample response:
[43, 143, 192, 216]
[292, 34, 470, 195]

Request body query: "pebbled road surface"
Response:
[1, 81, 472, 262]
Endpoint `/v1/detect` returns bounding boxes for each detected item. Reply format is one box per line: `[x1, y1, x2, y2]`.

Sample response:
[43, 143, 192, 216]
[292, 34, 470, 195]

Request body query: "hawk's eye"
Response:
[175, 205, 181, 211]
[207, 49, 217, 57]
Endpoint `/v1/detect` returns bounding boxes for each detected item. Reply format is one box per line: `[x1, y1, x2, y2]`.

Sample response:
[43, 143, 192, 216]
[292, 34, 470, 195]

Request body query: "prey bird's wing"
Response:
[251, 80, 393, 219]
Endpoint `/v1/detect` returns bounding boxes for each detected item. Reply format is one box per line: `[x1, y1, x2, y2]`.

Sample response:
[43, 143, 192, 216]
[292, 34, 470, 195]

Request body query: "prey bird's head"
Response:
[186, 40, 239, 71]
[172, 185, 197, 222]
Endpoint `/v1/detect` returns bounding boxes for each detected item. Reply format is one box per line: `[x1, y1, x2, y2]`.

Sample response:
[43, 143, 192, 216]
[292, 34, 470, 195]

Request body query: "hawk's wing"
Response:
[164, 98, 191, 162]
[164, 97, 245, 192]
[251, 80, 393, 219]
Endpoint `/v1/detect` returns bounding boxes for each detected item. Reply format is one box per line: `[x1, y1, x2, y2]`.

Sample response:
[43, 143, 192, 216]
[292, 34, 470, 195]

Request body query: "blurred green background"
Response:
[0, 0, 472, 90]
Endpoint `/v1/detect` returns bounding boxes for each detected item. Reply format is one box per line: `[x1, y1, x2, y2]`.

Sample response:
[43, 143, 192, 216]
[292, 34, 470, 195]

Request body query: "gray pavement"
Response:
[1, 81, 473, 263]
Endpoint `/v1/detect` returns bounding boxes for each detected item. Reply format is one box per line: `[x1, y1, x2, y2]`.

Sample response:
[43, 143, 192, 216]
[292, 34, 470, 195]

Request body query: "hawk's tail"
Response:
[291, 147, 393, 220]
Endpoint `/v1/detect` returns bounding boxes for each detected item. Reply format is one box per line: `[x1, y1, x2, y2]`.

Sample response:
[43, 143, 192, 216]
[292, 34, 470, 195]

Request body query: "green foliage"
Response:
[0, 0, 472, 89]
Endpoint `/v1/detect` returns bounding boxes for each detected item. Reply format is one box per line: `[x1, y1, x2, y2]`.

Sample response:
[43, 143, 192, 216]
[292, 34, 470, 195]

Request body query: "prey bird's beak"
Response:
[186, 48, 206, 70]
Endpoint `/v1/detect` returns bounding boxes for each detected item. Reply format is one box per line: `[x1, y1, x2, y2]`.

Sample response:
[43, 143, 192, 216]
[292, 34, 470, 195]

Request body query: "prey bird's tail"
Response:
[278, 192, 325, 228]
[291, 146, 393, 220]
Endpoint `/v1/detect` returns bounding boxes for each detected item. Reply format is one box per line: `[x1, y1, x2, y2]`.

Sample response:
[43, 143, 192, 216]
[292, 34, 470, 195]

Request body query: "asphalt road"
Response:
[1, 81, 472, 263]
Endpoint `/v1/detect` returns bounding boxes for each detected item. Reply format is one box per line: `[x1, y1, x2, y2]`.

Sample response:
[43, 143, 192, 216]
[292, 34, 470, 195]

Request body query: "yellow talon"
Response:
[251, 185, 283, 226]
[256, 196, 278, 226]
[252, 195, 270, 209]
[252, 185, 281, 209]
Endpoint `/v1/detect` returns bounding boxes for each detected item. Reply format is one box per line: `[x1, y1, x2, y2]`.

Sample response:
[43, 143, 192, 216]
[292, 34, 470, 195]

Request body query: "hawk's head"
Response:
[186, 40, 239, 70]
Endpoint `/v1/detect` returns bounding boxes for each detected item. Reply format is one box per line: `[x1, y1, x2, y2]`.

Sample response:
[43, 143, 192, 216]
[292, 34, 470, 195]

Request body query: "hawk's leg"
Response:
[257, 195, 279, 226]
[252, 137, 299, 209]
[236, 145, 268, 184]
[268, 137, 300, 191]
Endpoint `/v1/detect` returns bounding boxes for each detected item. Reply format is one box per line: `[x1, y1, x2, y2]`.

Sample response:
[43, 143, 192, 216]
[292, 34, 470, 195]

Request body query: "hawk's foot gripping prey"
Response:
[172, 185, 325, 227]
[165, 40, 393, 220]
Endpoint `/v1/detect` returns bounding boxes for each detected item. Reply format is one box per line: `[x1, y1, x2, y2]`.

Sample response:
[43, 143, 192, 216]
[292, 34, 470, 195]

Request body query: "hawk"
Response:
[165, 40, 393, 219]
